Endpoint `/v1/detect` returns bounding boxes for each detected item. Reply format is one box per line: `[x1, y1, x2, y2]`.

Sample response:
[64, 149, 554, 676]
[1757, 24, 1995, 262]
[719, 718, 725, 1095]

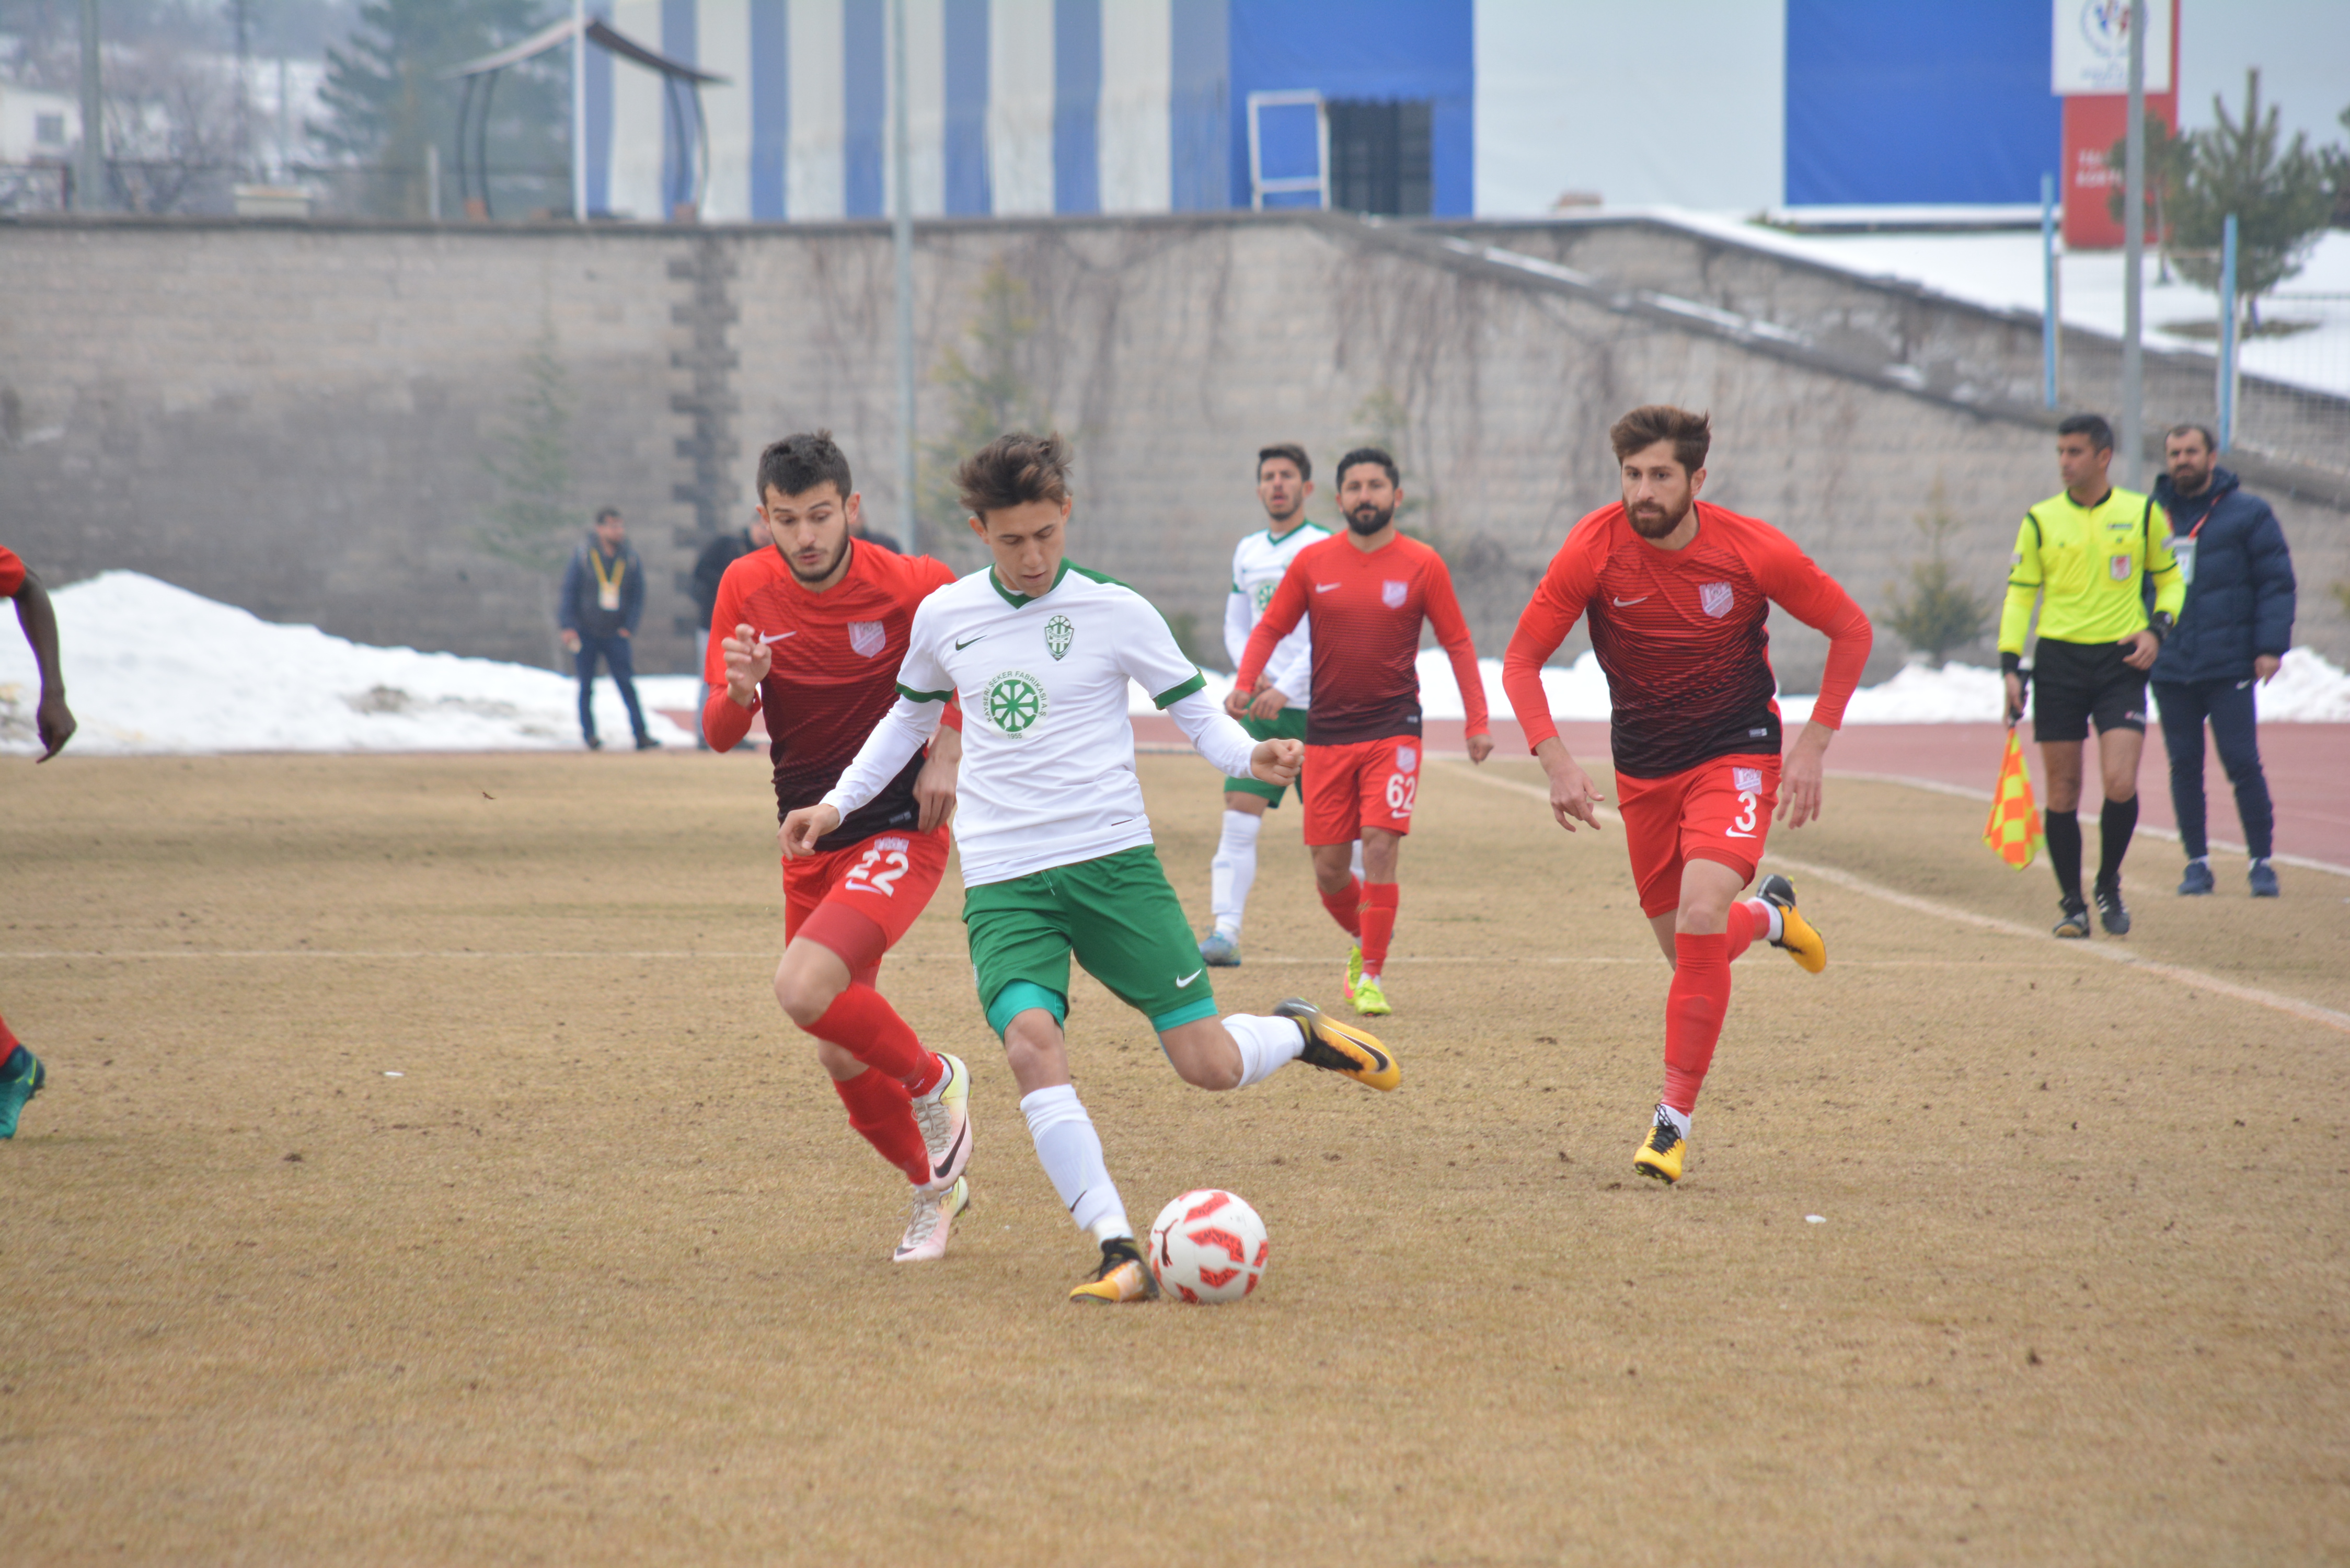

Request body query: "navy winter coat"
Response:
[559, 537, 647, 640]
[2149, 466, 2295, 685]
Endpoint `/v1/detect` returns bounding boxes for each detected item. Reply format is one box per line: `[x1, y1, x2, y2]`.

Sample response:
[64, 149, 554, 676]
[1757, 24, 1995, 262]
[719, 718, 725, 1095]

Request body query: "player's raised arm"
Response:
[1229, 560, 1309, 716]
[1502, 532, 1604, 831]
[1757, 537, 1874, 828]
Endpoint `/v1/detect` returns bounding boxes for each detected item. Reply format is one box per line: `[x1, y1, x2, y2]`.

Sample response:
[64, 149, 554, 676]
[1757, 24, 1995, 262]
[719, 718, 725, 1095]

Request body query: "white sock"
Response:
[1020, 1085, 1130, 1239]
[1746, 897, 1783, 944]
[1209, 810, 1262, 939]
[1349, 839, 1365, 882]
[2188, 856, 2209, 867]
[1656, 1102, 1692, 1139]
[1226, 1012, 1306, 1088]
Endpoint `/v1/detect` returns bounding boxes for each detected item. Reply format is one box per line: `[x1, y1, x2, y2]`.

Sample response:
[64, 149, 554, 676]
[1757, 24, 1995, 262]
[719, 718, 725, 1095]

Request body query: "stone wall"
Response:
[3, 211, 2343, 692]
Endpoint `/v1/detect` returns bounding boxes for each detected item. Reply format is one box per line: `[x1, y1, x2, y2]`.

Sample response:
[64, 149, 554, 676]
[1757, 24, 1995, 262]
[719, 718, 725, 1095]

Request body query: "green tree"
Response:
[918, 263, 1055, 544]
[476, 316, 577, 573]
[2321, 103, 2350, 228]
[1881, 482, 1990, 667]
[2105, 113, 2191, 277]
[2164, 70, 2333, 325]
[313, 0, 562, 218]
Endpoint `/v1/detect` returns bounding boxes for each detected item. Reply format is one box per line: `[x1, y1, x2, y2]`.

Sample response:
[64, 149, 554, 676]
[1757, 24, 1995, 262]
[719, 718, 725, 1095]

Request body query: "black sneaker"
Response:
[634, 734, 662, 752]
[2093, 882, 2130, 936]
[2053, 896, 2092, 939]
[584, 735, 604, 751]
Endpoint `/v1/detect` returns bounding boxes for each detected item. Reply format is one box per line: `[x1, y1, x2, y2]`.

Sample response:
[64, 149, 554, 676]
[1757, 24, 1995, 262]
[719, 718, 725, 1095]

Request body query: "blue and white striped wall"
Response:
[587, 0, 1246, 222]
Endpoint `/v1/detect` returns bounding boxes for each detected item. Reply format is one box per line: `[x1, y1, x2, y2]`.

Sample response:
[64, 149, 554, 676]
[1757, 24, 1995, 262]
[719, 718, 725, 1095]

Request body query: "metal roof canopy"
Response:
[442, 17, 727, 221]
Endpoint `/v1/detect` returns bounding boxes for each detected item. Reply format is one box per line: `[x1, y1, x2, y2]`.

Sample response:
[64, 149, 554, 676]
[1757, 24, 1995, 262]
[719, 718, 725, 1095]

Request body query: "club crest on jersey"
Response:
[1700, 582, 1734, 618]
[1253, 582, 1277, 612]
[2109, 555, 2133, 581]
[1045, 614, 1075, 660]
[1733, 767, 1762, 792]
[983, 670, 1048, 736]
[1381, 580, 1408, 608]
[1396, 745, 1417, 771]
[848, 621, 887, 659]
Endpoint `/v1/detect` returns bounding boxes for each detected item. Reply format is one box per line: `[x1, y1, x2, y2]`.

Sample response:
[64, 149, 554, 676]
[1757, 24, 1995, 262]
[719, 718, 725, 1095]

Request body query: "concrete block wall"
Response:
[3, 212, 2342, 696]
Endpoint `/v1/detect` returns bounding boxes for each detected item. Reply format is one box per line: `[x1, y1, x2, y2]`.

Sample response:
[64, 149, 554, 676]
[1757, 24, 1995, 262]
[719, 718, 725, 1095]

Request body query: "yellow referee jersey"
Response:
[1997, 486, 2184, 653]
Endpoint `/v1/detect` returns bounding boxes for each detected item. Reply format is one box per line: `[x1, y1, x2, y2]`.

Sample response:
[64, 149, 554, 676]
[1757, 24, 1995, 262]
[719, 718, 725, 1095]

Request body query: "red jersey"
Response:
[1237, 531, 1490, 746]
[704, 539, 961, 851]
[0, 547, 25, 597]
[1501, 502, 1871, 780]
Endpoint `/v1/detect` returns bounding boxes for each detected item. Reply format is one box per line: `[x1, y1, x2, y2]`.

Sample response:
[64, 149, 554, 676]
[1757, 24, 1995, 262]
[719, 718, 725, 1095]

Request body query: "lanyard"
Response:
[591, 548, 627, 591]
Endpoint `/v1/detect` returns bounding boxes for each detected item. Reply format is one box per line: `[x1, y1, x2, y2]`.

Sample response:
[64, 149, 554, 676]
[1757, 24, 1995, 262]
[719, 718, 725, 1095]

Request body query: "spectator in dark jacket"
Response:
[692, 513, 767, 748]
[558, 506, 656, 751]
[2150, 426, 2296, 897]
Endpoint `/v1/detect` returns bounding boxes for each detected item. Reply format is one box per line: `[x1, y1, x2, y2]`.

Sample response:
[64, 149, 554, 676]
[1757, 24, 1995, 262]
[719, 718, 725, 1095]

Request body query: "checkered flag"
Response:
[1982, 730, 2043, 870]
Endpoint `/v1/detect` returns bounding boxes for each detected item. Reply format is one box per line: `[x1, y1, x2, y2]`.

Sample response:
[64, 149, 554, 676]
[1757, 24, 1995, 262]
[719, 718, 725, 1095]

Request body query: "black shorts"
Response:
[2032, 638, 2148, 743]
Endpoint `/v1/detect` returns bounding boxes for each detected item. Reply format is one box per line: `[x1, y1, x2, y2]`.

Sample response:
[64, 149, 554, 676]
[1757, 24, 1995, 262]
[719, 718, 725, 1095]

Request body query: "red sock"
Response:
[1724, 900, 1766, 961]
[807, 983, 942, 1097]
[1662, 931, 1732, 1114]
[1360, 883, 1399, 977]
[832, 1068, 930, 1185]
[1320, 878, 1364, 939]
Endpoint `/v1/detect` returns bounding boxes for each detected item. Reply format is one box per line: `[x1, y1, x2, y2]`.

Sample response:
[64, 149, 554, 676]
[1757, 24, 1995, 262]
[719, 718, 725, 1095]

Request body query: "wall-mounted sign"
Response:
[2053, 0, 2172, 96]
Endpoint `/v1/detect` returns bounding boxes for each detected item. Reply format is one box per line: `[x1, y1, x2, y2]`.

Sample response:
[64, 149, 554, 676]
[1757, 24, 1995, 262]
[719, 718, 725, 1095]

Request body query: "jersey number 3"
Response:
[843, 847, 909, 897]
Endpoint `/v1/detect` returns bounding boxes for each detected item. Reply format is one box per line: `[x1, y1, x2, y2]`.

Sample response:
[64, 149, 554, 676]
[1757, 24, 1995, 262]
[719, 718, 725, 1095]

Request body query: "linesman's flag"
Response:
[1983, 730, 2043, 869]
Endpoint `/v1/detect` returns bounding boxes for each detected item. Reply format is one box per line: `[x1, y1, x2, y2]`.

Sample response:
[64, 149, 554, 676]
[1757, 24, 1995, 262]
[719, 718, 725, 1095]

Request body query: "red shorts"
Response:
[1615, 754, 1779, 918]
[1302, 735, 1423, 846]
[781, 824, 952, 973]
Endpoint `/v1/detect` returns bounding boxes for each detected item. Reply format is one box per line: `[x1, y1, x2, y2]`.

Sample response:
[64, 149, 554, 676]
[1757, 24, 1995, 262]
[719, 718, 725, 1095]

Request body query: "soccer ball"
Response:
[1148, 1190, 1269, 1304]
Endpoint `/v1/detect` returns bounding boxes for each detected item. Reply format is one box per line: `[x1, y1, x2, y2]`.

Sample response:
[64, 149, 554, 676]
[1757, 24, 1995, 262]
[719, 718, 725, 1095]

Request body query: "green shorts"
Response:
[1224, 707, 1311, 805]
[963, 844, 1219, 1037]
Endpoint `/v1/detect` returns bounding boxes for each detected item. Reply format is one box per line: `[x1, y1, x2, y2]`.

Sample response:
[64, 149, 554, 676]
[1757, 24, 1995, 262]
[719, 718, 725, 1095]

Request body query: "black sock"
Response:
[2045, 809, 2083, 903]
[2099, 795, 2139, 890]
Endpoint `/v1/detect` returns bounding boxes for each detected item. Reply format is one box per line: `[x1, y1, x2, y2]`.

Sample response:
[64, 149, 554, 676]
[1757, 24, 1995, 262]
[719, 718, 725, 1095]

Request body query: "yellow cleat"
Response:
[1634, 1114, 1686, 1184]
[1757, 873, 1825, 974]
[1345, 944, 1364, 989]
[1349, 975, 1393, 1017]
[1069, 1237, 1158, 1304]
[1273, 997, 1400, 1090]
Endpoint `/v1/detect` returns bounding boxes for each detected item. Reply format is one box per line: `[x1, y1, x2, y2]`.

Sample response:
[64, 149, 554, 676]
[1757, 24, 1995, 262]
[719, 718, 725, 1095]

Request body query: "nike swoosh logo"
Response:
[954, 635, 987, 650]
[1314, 583, 1340, 593]
[1176, 969, 1203, 987]
[1724, 829, 1757, 839]
[1612, 595, 1650, 607]
[930, 1117, 968, 1183]
[759, 630, 797, 644]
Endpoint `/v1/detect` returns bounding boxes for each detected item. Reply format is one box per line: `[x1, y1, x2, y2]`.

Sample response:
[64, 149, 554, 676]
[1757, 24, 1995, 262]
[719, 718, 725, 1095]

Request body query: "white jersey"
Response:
[1223, 521, 1328, 705]
[822, 560, 1260, 887]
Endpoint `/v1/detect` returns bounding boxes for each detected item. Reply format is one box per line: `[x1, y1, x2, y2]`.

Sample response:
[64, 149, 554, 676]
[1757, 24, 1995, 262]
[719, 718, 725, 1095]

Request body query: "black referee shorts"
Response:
[2032, 638, 2148, 743]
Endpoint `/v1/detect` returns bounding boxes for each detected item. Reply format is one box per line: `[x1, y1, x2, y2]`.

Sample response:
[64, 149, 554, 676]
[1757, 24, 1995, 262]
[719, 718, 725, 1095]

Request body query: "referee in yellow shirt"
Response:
[2000, 413, 2185, 939]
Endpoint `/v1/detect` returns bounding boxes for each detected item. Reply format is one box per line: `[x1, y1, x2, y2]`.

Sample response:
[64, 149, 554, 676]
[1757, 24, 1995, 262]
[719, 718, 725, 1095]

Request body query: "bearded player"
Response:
[704, 432, 974, 1262]
[1500, 406, 1872, 1185]
[1232, 447, 1493, 1017]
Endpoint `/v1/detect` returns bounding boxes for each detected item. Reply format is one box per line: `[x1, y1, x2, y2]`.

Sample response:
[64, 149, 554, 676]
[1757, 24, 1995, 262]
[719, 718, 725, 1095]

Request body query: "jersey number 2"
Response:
[843, 848, 909, 897]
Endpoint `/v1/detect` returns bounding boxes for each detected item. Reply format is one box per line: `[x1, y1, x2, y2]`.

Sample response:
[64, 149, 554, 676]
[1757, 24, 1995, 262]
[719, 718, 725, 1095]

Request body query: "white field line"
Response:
[0, 949, 2055, 971]
[1437, 760, 2350, 1036]
[1829, 770, 2350, 880]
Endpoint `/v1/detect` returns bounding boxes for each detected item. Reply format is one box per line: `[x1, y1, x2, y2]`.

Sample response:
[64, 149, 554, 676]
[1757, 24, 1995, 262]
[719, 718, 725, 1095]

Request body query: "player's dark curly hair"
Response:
[1609, 405, 1712, 475]
[956, 431, 1072, 519]
[1257, 443, 1311, 481]
[1334, 446, 1397, 488]
[758, 430, 854, 502]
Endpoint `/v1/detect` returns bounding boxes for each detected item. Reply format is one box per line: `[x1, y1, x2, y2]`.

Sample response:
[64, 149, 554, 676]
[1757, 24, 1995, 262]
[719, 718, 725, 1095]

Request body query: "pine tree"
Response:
[918, 263, 1054, 549]
[2165, 70, 2333, 325]
[477, 316, 578, 573]
[313, 0, 561, 218]
[1882, 481, 1990, 668]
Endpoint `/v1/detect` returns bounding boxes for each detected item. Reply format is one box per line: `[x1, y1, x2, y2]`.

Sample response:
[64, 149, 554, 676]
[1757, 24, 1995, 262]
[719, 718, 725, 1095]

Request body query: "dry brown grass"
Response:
[3, 748, 2347, 1565]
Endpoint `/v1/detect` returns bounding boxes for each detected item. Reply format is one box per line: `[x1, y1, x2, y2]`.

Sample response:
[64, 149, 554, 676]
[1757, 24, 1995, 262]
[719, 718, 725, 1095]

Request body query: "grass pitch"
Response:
[3, 748, 2347, 1565]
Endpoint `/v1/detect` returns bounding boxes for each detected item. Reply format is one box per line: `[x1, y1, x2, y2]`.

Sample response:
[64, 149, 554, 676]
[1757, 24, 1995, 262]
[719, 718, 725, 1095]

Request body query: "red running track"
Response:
[675, 706, 2349, 873]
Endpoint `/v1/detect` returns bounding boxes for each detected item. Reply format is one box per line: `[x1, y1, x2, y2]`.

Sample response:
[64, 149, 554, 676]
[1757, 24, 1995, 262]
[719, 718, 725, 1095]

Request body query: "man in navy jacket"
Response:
[559, 506, 658, 751]
[2149, 426, 2296, 897]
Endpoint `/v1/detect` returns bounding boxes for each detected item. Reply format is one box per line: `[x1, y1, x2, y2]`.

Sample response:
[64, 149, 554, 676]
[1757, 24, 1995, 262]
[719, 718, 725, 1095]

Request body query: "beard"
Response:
[1627, 500, 1688, 539]
[786, 533, 852, 585]
[1346, 502, 1395, 537]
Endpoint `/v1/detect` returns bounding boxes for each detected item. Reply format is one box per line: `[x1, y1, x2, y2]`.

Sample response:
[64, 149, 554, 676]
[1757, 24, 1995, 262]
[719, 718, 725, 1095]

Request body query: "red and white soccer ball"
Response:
[1148, 1190, 1269, 1304]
